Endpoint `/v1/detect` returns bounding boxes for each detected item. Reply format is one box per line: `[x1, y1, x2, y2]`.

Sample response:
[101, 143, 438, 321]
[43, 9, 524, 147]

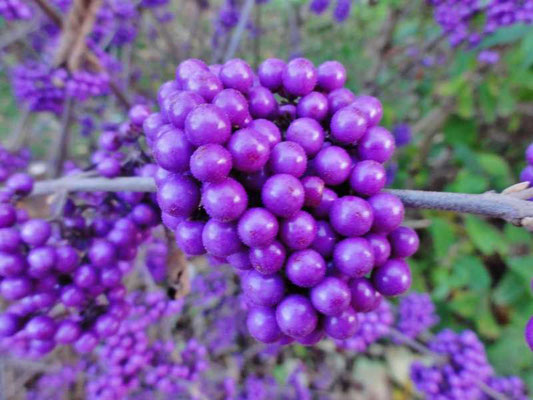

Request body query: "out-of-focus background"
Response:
[0, 0, 532, 398]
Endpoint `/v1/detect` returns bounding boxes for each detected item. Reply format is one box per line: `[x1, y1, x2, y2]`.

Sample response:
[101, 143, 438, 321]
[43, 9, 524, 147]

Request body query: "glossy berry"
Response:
[268, 141, 307, 177]
[310, 277, 351, 316]
[237, 208, 279, 247]
[280, 211, 317, 250]
[261, 174, 304, 218]
[202, 178, 248, 222]
[227, 128, 270, 173]
[333, 237, 374, 278]
[190, 144, 232, 183]
[372, 258, 411, 296]
[286, 249, 326, 288]
[282, 58, 317, 97]
[276, 294, 318, 338]
[285, 118, 325, 157]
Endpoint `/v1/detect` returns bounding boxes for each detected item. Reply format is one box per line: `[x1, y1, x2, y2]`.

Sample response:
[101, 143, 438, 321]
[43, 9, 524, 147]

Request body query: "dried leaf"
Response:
[502, 181, 530, 195]
[165, 232, 190, 299]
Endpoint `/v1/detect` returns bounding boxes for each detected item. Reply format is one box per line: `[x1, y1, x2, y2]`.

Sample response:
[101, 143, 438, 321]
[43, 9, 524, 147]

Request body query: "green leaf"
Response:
[447, 169, 489, 193]
[428, 217, 456, 260]
[464, 215, 508, 256]
[449, 291, 481, 318]
[476, 153, 513, 189]
[443, 116, 477, 146]
[503, 223, 532, 246]
[456, 85, 474, 118]
[476, 298, 501, 339]
[494, 273, 528, 306]
[506, 255, 533, 284]
[480, 24, 533, 48]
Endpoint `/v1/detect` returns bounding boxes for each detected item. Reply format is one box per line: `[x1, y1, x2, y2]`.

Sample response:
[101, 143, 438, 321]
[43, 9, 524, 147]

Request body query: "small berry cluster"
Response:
[146, 57, 419, 346]
[410, 329, 494, 400]
[309, 0, 354, 23]
[0, 0, 32, 20]
[394, 292, 439, 341]
[428, 0, 533, 48]
[11, 62, 109, 114]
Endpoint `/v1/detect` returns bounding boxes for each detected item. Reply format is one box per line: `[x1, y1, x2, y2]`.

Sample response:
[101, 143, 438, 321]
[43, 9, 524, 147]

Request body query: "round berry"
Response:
[249, 241, 286, 275]
[334, 236, 374, 278]
[280, 211, 317, 250]
[175, 220, 206, 256]
[247, 307, 282, 343]
[185, 104, 231, 146]
[366, 233, 391, 267]
[324, 307, 358, 340]
[296, 91, 328, 121]
[368, 193, 404, 233]
[220, 59, 254, 93]
[242, 270, 285, 307]
[282, 58, 317, 97]
[202, 178, 248, 222]
[350, 160, 386, 196]
[349, 277, 381, 312]
[261, 174, 304, 218]
[202, 220, 242, 257]
[351, 95, 383, 127]
[183, 70, 223, 102]
[247, 119, 282, 149]
[248, 86, 277, 119]
[389, 226, 419, 258]
[313, 146, 352, 185]
[357, 126, 395, 163]
[227, 128, 270, 173]
[190, 144, 232, 183]
[276, 294, 318, 338]
[330, 196, 373, 237]
[167, 91, 205, 129]
[302, 176, 325, 208]
[212, 88, 250, 127]
[310, 277, 351, 316]
[317, 60, 346, 92]
[257, 58, 286, 91]
[285, 118, 325, 157]
[311, 220, 338, 258]
[330, 106, 368, 144]
[238, 208, 279, 247]
[286, 249, 326, 288]
[372, 258, 411, 296]
[268, 141, 307, 177]
[157, 176, 200, 217]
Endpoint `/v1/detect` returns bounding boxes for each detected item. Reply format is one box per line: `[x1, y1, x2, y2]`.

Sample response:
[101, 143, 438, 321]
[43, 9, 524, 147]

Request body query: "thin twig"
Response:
[224, 0, 255, 61]
[28, 177, 533, 229]
[50, 96, 75, 177]
[5, 106, 31, 151]
[287, 2, 302, 58]
[149, 9, 180, 63]
[253, 5, 262, 69]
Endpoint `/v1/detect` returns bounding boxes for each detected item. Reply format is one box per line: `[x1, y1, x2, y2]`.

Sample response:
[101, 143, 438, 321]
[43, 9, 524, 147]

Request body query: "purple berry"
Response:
[268, 141, 307, 177]
[286, 249, 326, 288]
[185, 104, 231, 146]
[285, 118, 325, 157]
[280, 210, 317, 250]
[190, 144, 232, 183]
[389, 226, 419, 258]
[175, 220, 206, 256]
[330, 196, 373, 237]
[276, 294, 318, 338]
[247, 306, 282, 343]
[333, 237, 374, 278]
[202, 178, 248, 222]
[261, 174, 304, 218]
[238, 208, 279, 247]
[372, 258, 411, 296]
[317, 61, 346, 92]
[310, 277, 351, 316]
[249, 240, 286, 275]
[282, 58, 317, 97]
[227, 128, 270, 173]
[313, 146, 352, 185]
[242, 270, 285, 307]
[368, 193, 404, 233]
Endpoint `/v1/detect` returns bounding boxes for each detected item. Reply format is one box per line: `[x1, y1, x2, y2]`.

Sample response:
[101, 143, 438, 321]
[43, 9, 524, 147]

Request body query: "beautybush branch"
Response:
[30, 177, 533, 229]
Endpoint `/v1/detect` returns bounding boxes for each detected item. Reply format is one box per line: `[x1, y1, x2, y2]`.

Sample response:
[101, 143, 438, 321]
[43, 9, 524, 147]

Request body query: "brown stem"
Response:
[51, 96, 75, 177]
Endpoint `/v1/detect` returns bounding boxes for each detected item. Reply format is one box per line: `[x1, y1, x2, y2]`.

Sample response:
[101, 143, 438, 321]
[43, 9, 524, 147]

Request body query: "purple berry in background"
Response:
[280, 211, 317, 250]
[0, 204, 17, 228]
[257, 58, 286, 91]
[220, 59, 254, 94]
[276, 294, 318, 338]
[190, 144, 232, 183]
[247, 119, 282, 149]
[237, 208, 279, 247]
[302, 176, 325, 208]
[202, 178, 248, 222]
[128, 104, 150, 126]
[357, 126, 395, 163]
[526, 316, 533, 351]
[286, 249, 326, 288]
[157, 80, 180, 103]
[227, 128, 270, 173]
[25, 315, 56, 340]
[520, 165, 533, 184]
[317, 60, 347, 92]
[372, 258, 411, 296]
[350, 160, 387, 196]
[268, 141, 307, 177]
[313, 145, 352, 185]
[54, 320, 81, 344]
[185, 104, 231, 146]
[282, 58, 317, 97]
[212, 88, 250, 127]
[324, 307, 358, 340]
[328, 88, 356, 115]
[20, 219, 51, 246]
[6, 172, 33, 195]
[351, 95, 383, 127]
[330, 196, 373, 237]
[74, 332, 98, 354]
[285, 118, 325, 157]
[249, 240, 286, 275]
[247, 307, 282, 343]
[248, 86, 277, 119]
[389, 226, 419, 258]
[261, 174, 304, 218]
[227, 250, 252, 270]
[312, 187, 339, 219]
[526, 143, 533, 165]
[157, 175, 200, 217]
[333, 237, 374, 278]
[175, 220, 206, 256]
[330, 106, 368, 144]
[0, 252, 25, 277]
[350, 277, 381, 312]
[242, 270, 285, 307]
[392, 123, 412, 147]
[201, 220, 242, 257]
[0, 313, 19, 338]
[368, 193, 404, 233]
[296, 91, 329, 121]
[311, 277, 351, 316]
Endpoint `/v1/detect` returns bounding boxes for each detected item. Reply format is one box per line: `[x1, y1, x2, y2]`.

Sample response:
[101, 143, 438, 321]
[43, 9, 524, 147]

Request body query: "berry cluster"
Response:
[0, 108, 164, 359]
[410, 329, 493, 400]
[336, 300, 394, 351]
[428, 0, 533, 48]
[309, 0, 354, 23]
[11, 62, 110, 114]
[85, 291, 192, 400]
[0, 0, 32, 20]
[394, 292, 439, 341]
[146, 57, 419, 346]
[482, 376, 528, 400]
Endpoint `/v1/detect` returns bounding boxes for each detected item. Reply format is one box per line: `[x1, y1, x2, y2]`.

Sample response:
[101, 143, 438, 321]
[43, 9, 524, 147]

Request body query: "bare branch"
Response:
[29, 177, 533, 229]
[224, 0, 255, 61]
[386, 188, 533, 227]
